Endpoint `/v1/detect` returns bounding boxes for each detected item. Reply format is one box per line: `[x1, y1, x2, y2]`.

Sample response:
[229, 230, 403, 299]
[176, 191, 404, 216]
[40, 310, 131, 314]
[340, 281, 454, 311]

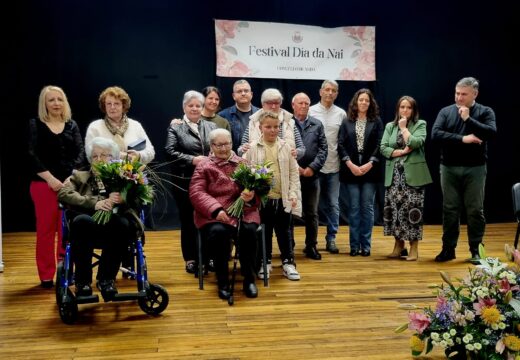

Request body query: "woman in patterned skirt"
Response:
[380, 96, 432, 261]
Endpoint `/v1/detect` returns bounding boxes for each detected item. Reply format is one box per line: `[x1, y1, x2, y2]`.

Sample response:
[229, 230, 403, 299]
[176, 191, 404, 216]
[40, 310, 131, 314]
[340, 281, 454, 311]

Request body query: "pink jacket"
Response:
[189, 153, 261, 229]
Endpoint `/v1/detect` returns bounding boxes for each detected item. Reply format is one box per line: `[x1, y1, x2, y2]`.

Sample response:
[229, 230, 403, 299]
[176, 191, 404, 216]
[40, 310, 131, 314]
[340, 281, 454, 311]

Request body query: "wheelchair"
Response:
[55, 208, 169, 324]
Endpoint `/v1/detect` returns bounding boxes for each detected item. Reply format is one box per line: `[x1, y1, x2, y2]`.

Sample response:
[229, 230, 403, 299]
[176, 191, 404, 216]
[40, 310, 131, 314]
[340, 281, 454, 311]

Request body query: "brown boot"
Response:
[387, 240, 405, 258]
[406, 240, 419, 261]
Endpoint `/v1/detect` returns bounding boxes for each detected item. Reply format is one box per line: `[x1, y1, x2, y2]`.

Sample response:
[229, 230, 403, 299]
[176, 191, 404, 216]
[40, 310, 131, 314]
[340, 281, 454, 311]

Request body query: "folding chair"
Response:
[513, 183, 520, 249]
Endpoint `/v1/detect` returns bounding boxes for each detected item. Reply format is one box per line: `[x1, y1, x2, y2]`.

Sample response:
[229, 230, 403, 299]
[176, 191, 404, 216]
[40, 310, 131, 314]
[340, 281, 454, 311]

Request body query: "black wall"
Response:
[3, 0, 519, 232]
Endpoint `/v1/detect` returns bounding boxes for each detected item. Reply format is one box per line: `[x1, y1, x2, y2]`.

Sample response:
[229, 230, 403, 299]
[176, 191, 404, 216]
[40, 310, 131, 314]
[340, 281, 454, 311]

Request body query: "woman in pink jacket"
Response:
[189, 129, 260, 300]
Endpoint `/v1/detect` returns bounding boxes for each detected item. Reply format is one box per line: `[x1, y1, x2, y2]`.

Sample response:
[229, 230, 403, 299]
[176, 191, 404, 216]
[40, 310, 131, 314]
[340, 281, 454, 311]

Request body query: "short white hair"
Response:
[261, 88, 283, 103]
[86, 137, 120, 163]
[209, 128, 232, 144]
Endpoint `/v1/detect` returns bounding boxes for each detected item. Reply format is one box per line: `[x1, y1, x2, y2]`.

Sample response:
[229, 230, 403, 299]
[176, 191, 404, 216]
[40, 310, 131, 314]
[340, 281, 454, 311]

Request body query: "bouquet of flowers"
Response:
[396, 244, 520, 359]
[91, 158, 154, 225]
[226, 160, 274, 218]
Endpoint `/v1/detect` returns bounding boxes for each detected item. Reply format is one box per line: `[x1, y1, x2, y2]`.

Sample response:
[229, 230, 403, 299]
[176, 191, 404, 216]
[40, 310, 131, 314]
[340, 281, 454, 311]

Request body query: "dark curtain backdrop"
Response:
[2, 0, 518, 231]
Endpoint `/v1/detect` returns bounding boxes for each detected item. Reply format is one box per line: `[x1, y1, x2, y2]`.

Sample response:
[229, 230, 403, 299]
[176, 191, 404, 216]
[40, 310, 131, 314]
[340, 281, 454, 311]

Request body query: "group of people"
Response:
[28, 76, 496, 302]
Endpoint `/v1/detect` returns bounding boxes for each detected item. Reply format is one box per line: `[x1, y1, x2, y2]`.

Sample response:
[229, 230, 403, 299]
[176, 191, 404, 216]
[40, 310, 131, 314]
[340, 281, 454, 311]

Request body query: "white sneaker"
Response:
[282, 263, 300, 281]
[258, 263, 272, 280]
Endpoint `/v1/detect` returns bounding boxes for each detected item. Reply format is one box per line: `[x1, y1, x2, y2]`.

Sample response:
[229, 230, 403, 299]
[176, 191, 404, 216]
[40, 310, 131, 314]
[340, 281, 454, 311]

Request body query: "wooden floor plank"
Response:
[0, 224, 517, 359]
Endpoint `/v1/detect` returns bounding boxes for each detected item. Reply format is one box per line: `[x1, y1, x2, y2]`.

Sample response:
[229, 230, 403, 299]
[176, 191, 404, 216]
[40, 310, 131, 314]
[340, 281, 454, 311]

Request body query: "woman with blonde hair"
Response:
[28, 85, 85, 288]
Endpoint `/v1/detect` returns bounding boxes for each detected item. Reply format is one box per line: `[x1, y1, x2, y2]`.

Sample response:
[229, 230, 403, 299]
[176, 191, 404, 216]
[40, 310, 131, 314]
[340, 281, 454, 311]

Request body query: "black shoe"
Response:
[243, 282, 258, 298]
[218, 286, 231, 300]
[303, 246, 322, 260]
[326, 241, 339, 254]
[349, 249, 359, 256]
[361, 249, 371, 257]
[40, 280, 53, 289]
[435, 247, 456, 262]
[207, 259, 215, 272]
[75, 283, 92, 297]
[468, 248, 481, 265]
[97, 279, 118, 300]
[185, 262, 196, 274]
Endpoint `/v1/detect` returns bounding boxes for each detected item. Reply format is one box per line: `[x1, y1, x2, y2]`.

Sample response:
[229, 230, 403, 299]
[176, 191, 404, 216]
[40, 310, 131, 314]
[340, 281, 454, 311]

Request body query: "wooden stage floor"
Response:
[0, 224, 517, 359]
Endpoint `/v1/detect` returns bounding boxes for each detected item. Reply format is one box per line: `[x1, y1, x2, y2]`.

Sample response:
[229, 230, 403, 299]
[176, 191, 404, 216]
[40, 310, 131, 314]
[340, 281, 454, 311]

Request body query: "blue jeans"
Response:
[346, 182, 377, 251]
[318, 172, 340, 243]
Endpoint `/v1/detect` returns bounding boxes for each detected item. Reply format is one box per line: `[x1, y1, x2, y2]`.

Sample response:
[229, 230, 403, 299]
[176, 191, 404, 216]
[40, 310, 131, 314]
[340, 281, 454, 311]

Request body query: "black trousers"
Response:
[172, 179, 198, 262]
[70, 213, 131, 285]
[202, 222, 258, 287]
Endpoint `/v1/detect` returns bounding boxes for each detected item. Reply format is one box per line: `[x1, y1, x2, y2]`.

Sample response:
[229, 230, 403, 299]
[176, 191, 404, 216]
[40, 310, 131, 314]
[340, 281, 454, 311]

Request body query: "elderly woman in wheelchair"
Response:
[58, 137, 140, 300]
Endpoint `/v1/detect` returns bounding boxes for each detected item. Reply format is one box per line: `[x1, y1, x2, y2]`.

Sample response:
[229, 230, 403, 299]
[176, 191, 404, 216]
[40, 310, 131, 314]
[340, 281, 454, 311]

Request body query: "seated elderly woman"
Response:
[58, 137, 137, 300]
[189, 129, 260, 300]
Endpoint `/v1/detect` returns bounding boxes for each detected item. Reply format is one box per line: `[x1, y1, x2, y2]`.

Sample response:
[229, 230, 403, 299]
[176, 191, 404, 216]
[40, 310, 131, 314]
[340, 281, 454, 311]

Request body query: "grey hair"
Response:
[209, 128, 232, 144]
[292, 92, 310, 103]
[182, 90, 205, 107]
[456, 77, 479, 90]
[261, 88, 283, 103]
[233, 79, 250, 90]
[86, 137, 120, 163]
[320, 79, 339, 90]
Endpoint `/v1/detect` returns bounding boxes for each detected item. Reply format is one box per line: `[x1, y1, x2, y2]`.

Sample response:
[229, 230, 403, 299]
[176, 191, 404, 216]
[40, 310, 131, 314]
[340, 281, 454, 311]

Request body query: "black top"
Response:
[431, 102, 496, 166]
[294, 115, 328, 177]
[337, 117, 384, 183]
[28, 118, 86, 182]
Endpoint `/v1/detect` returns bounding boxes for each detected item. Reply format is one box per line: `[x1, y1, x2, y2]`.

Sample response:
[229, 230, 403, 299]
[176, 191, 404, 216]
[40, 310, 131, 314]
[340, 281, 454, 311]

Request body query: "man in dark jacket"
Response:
[293, 93, 328, 259]
[218, 79, 259, 154]
[432, 77, 497, 263]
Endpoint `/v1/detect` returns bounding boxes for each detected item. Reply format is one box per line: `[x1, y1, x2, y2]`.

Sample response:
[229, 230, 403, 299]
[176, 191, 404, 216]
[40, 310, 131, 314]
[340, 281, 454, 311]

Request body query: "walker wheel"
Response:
[138, 284, 169, 315]
[57, 288, 78, 325]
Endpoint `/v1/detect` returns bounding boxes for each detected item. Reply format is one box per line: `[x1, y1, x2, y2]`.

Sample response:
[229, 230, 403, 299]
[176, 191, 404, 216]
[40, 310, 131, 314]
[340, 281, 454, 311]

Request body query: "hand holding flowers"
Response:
[91, 158, 154, 225]
[226, 161, 274, 218]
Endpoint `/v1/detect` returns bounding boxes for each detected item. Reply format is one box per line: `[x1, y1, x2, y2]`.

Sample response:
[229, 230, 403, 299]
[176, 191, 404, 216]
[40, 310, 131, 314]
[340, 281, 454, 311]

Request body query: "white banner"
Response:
[215, 20, 375, 81]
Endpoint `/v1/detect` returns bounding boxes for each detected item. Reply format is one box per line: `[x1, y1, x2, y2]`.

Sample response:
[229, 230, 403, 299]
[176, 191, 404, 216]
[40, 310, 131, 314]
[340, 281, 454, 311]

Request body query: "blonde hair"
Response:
[98, 86, 131, 114]
[38, 85, 72, 122]
[258, 110, 279, 125]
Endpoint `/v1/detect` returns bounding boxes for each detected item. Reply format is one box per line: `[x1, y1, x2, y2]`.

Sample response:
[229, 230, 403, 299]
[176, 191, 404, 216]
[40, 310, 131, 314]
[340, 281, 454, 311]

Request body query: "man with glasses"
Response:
[218, 79, 259, 154]
[309, 80, 346, 254]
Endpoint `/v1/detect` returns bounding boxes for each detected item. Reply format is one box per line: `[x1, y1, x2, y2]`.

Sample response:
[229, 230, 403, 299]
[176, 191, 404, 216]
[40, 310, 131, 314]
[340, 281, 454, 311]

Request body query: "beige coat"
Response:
[244, 137, 302, 217]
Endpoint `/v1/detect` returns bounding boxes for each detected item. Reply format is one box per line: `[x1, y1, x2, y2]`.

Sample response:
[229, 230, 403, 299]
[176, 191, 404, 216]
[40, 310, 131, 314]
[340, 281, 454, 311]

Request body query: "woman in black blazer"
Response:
[338, 89, 383, 257]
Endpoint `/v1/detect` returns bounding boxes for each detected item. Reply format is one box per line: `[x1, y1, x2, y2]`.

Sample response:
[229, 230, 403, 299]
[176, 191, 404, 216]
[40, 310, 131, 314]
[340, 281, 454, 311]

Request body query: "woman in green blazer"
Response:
[380, 96, 432, 261]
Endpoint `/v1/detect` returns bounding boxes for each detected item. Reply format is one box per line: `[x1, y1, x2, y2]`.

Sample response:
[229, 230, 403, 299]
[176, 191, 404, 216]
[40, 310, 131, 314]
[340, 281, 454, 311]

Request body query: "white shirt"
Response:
[309, 102, 346, 173]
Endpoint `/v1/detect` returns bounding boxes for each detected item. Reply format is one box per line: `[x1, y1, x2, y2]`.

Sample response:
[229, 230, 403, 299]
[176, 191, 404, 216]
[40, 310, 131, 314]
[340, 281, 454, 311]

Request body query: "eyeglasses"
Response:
[212, 142, 231, 149]
[234, 89, 251, 94]
[264, 101, 281, 106]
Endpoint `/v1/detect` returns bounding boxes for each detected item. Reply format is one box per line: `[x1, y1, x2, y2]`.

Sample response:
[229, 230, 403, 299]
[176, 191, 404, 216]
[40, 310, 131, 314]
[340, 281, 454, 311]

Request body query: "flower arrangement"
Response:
[91, 158, 154, 225]
[226, 160, 274, 218]
[396, 244, 520, 359]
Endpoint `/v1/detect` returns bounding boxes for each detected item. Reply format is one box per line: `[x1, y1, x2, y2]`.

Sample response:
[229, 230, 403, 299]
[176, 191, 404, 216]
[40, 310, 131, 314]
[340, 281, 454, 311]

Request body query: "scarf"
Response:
[104, 115, 129, 151]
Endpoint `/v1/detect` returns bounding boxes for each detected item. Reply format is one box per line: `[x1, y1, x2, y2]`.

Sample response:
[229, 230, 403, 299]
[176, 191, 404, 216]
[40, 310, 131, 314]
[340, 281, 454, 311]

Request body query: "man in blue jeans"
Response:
[432, 77, 497, 263]
[309, 80, 346, 253]
[293, 92, 328, 260]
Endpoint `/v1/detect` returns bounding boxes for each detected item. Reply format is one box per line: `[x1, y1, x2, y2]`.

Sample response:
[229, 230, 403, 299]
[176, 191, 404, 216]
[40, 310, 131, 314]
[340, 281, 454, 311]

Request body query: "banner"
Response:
[215, 20, 375, 81]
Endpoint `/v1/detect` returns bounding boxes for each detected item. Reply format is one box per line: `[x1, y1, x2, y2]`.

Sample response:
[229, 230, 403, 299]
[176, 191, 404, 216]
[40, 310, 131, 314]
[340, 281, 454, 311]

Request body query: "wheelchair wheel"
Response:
[138, 284, 169, 315]
[57, 287, 78, 325]
[55, 261, 64, 304]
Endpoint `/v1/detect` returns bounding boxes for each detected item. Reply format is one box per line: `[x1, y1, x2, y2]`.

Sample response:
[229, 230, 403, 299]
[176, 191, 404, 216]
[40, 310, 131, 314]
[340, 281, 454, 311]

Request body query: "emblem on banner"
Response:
[292, 31, 303, 43]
